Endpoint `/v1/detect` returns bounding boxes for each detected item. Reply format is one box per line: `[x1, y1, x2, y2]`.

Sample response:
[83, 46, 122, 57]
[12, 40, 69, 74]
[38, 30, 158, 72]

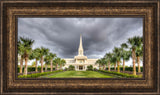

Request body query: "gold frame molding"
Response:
[0, 0, 159, 94]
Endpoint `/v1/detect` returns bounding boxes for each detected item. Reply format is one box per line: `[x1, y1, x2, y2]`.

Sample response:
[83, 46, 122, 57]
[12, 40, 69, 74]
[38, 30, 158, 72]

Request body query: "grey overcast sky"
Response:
[18, 18, 143, 59]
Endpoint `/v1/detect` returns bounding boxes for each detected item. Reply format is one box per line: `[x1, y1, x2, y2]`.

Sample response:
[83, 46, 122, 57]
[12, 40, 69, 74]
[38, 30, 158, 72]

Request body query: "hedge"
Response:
[68, 65, 75, 71]
[98, 70, 142, 78]
[18, 70, 63, 78]
[106, 67, 143, 72]
[87, 65, 93, 71]
[17, 67, 55, 73]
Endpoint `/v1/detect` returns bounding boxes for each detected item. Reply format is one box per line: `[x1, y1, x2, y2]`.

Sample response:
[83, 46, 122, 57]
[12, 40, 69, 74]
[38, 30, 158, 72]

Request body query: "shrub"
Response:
[18, 70, 63, 78]
[105, 67, 143, 72]
[64, 67, 68, 71]
[68, 65, 75, 71]
[17, 67, 55, 73]
[87, 65, 93, 71]
[98, 70, 141, 78]
[93, 68, 97, 71]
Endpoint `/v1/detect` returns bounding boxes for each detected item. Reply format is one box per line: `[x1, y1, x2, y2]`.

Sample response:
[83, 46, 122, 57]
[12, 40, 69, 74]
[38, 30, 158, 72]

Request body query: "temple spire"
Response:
[78, 34, 84, 56]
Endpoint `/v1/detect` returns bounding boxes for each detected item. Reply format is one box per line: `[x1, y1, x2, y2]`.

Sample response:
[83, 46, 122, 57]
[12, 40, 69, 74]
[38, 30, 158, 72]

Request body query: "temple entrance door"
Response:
[79, 65, 83, 70]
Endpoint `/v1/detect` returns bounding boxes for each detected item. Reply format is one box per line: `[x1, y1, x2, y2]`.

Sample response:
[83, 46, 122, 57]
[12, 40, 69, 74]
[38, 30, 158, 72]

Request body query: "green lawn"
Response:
[39, 71, 120, 78]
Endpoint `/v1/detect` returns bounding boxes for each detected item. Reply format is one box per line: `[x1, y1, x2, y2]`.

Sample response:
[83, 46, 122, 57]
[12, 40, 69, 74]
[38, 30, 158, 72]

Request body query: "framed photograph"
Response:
[0, 0, 159, 94]
[17, 17, 144, 79]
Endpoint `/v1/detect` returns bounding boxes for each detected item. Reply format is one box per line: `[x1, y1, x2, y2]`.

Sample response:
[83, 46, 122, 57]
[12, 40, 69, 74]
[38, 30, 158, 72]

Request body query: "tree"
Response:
[120, 43, 132, 72]
[96, 58, 107, 70]
[104, 53, 112, 71]
[136, 37, 143, 73]
[44, 55, 50, 72]
[110, 55, 117, 71]
[96, 58, 106, 70]
[121, 50, 131, 72]
[121, 43, 127, 71]
[29, 48, 40, 72]
[113, 47, 122, 73]
[44, 53, 57, 72]
[49, 53, 57, 71]
[68, 65, 75, 71]
[87, 65, 93, 71]
[19, 37, 34, 75]
[60, 59, 66, 70]
[38, 47, 49, 73]
[34, 48, 41, 72]
[96, 59, 102, 70]
[53, 58, 61, 70]
[17, 40, 25, 73]
[128, 36, 142, 75]
[101, 58, 107, 70]
[31, 61, 36, 67]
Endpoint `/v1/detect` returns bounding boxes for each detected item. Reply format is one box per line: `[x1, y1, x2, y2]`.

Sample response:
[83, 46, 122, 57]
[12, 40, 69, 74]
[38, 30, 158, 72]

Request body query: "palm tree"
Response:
[105, 53, 112, 71]
[101, 58, 107, 70]
[44, 53, 56, 72]
[29, 48, 40, 72]
[44, 56, 50, 72]
[128, 36, 142, 75]
[113, 47, 122, 73]
[53, 58, 61, 70]
[19, 37, 34, 75]
[18, 40, 25, 73]
[121, 50, 131, 72]
[60, 59, 66, 70]
[96, 59, 102, 70]
[38, 47, 49, 73]
[110, 55, 117, 71]
[49, 53, 56, 72]
[136, 40, 143, 73]
[121, 43, 128, 72]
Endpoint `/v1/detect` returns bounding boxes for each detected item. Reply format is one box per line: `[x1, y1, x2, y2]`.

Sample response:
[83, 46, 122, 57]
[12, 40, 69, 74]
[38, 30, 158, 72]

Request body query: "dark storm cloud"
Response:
[18, 18, 143, 58]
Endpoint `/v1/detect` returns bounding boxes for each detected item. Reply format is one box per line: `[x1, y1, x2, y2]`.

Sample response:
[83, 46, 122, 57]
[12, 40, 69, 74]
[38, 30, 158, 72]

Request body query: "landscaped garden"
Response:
[18, 69, 142, 78]
[17, 35, 143, 78]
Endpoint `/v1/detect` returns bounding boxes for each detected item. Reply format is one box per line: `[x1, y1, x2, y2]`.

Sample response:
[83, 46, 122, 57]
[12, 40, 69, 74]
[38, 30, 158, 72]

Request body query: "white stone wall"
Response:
[63, 58, 99, 70]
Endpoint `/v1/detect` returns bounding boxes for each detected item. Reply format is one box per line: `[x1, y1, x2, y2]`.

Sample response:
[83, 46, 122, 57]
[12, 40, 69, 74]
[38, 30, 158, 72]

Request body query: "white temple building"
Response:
[63, 35, 98, 71]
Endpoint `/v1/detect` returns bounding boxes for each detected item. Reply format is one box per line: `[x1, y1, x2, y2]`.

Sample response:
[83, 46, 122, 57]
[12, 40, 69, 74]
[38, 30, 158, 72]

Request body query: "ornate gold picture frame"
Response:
[0, 0, 159, 94]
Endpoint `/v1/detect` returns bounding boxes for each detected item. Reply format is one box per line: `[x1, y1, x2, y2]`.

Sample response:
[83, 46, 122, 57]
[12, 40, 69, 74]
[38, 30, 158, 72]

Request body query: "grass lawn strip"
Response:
[40, 71, 118, 78]
[39, 71, 66, 78]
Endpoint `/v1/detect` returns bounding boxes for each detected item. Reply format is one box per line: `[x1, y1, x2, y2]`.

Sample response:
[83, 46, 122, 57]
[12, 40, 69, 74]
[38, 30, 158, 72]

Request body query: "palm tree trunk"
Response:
[103, 65, 105, 70]
[41, 56, 44, 73]
[114, 63, 116, 71]
[123, 59, 125, 72]
[35, 59, 38, 72]
[50, 60, 53, 72]
[117, 61, 120, 72]
[24, 55, 28, 75]
[132, 49, 136, 75]
[137, 56, 141, 73]
[104, 65, 106, 70]
[108, 62, 110, 71]
[20, 56, 23, 73]
[60, 64, 62, 70]
[56, 64, 58, 70]
[45, 63, 47, 72]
